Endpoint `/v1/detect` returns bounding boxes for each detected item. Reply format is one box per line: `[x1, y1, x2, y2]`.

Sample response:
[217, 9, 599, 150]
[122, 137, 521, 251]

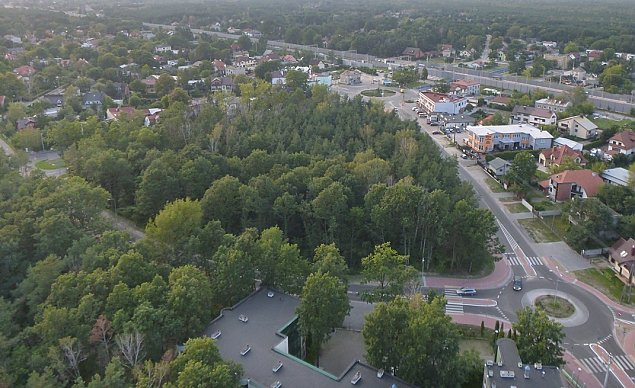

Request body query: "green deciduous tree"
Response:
[167, 265, 214, 340]
[361, 242, 417, 302]
[506, 151, 537, 196]
[363, 295, 467, 387]
[513, 307, 565, 366]
[297, 271, 350, 366]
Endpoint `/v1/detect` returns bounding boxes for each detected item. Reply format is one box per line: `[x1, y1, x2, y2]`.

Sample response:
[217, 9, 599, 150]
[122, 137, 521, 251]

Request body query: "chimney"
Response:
[631, 245, 635, 256]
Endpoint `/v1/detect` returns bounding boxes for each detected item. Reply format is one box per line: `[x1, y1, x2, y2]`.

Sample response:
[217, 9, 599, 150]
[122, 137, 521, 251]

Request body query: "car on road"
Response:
[461, 153, 468, 159]
[512, 276, 522, 291]
[456, 287, 477, 296]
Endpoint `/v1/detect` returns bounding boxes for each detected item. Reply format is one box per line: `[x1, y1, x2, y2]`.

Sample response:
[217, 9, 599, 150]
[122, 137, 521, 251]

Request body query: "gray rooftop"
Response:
[483, 338, 564, 388]
[489, 157, 512, 170]
[204, 287, 413, 388]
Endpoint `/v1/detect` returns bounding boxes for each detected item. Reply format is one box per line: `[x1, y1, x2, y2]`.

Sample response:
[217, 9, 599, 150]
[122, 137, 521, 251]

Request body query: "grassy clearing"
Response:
[505, 202, 530, 213]
[574, 267, 633, 305]
[518, 218, 561, 243]
[535, 295, 575, 318]
[485, 177, 506, 193]
[360, 88, 396, 97]
[459, 339, 494, 360]
[498, 197, 518, 203]
[35, 159, 66, 170]
[592, 117, 634, 129]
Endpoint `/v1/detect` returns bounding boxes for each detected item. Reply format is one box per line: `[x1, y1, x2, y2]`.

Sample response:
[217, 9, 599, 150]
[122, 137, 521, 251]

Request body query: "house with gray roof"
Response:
[204, 287, 413, 388]
[511, 105, 558, 127]
[488, 157, 512, 178]
[601, 167, 630, 187]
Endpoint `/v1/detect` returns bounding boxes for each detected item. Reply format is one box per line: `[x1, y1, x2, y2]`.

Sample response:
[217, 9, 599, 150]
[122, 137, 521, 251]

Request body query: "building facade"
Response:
[417, 92, 468, 114]
[466, 124, 553, 153]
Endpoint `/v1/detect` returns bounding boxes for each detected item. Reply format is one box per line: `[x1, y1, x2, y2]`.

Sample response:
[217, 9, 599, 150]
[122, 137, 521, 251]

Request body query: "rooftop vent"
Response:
[534, 363, 543, 370]
[500, 371, 515, 378]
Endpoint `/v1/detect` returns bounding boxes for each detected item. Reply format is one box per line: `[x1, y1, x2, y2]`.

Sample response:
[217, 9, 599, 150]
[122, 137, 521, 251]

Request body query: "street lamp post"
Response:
[602, 355, 612, 388]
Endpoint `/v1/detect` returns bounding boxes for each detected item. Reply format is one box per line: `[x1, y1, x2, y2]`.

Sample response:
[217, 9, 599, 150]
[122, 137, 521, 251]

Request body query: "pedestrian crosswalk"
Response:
[444, 288, 464, 314]
[579, 355, 635, 374]
[506, 254, 543, 266]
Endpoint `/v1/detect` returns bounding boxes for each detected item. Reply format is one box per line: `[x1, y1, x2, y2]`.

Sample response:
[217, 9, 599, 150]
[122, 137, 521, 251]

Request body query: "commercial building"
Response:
[417, 91, 468, 115]
[465, 124, 553, 153]
[204, 287, 412, 388]
[483, 338, 563, 388]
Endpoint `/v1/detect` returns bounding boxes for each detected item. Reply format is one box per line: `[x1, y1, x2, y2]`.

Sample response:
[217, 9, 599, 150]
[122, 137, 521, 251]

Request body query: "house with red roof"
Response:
[538, 145, 587, 168]
[603, 131, 635, 159]
[13, 65, 36, 77]
[449, 79, 480, 96]
[541, 169, 603, 202]
[401, 47, 425, 60]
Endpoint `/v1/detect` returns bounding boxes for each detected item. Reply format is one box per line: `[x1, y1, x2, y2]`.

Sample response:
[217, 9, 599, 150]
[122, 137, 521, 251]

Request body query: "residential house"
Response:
[553, 137, 583, 151]
[281, 55, 298, 64]
[466, 124, 553, 153]
[82, 91, 104, 109]
[3, 34, 22, 45]
[140, 31, 156, 40]
[271, 70, 287, 85]
[538, 145, 587, 167]
[601, 167, 630, 187]
[106, 106, 138, 121]
[543, 169, 604, 202]
[557, 115, 598, 140]
[141, 76, 159, 94]
[449, 79, 480, 96]
[488, 157, 512, 178]
[243, 29, 262, 38]
[210, 77, 235, 92]
[154, 45, 172, 54]
[439, 113, 475, 129]
[16, 117, 37, 130]
[467, 60, 485, 70]
[417, 92, 468, 115]
[488, 96, 512, 109]
[571, 67, 587, 81]
[213, 59, 226, 76]
[144, 109, 162, 126]
[441, 44, 455, 58]
[225, 65, 247, 76]
[308, 73, 332, 87]
[43, 94, 64, 107]
[511, 106, 558, 127]
[586, 50, 603, 60]
[605, 131, 635, 157]
[204, 287, 414, 388]
[535, 98, 571, 113]
[339, 69, 362, 85]
[401, 47, 425, 60]
[13, 65, 36, 77]
[483, 338, 563, 388]
[608, 238, 635, 284]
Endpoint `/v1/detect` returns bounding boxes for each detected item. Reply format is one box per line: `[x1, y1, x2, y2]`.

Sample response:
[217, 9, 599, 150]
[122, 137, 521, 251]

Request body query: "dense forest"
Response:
[101, 0, 635, 55]
[0, 76, 499, 385]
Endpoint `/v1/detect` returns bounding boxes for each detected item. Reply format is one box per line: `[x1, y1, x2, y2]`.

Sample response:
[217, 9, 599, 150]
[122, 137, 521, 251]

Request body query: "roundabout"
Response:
[522, 288, 590, 328]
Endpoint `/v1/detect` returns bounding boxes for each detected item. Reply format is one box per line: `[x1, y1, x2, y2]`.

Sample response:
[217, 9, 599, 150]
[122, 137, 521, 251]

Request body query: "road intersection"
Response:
[331, 80, 635, 387]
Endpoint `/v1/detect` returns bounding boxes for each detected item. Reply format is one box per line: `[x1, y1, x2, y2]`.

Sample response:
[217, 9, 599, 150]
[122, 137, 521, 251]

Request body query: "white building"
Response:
[557, 115, 598, 140]
[417, 92, 468, 114]
[466, 124, 553, 153]
[553, 137, 583, 151]
[511, 106, 558, 127]
[449, 79, 480, 96]
[535, 98, 571, 113]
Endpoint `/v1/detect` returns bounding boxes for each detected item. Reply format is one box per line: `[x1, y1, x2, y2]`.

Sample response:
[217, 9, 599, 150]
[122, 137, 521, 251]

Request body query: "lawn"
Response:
[35, 159, 66, 170]
[360, 88, 396, 97]
[485, 176, 506, 193]
[498, 196, 518, 203]
[518, 218, 561, 243]
[591, 117, 634, 130]
[505, 202, 530, 213]
[574, 267, 633, 305]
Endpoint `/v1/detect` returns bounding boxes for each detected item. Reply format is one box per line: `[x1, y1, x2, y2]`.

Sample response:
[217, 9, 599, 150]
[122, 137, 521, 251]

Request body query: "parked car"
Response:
[456, 287, 477, 296]
[431, 131, 442, 135]
[512, 276, 523, 291]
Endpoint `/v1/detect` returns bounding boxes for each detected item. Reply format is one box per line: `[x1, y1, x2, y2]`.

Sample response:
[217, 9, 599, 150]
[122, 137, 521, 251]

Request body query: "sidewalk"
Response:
[564, 351, 602, 388]
[424, 257, 512, 289]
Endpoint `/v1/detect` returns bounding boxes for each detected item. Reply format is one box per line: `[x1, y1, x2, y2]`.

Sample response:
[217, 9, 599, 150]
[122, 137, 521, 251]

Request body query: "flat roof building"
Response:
[204, 287, 412, 388]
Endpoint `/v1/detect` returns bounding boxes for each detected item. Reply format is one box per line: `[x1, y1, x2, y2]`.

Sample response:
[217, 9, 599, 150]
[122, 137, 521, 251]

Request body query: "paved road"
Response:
[333, 80, 632, 387]
[143, 21, 635, 114]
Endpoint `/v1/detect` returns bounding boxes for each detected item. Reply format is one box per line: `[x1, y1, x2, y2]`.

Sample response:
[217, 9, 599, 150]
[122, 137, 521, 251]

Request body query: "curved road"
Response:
[331, 80, 633, 387]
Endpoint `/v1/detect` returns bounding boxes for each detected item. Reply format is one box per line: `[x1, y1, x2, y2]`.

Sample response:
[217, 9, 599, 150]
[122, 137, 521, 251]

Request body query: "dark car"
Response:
[456, 287, 477, 296]
[512, 276, 523, 291]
